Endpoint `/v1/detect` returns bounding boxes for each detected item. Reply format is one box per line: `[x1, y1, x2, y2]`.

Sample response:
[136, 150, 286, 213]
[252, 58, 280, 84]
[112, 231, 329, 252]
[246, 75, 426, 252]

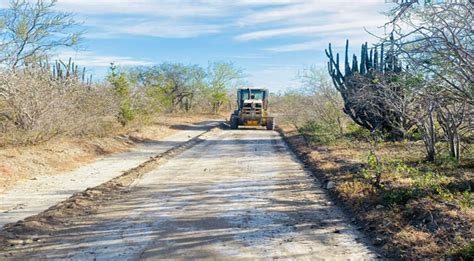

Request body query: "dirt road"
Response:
[2, 126, 376, 259]
[0, 121, 219, 228]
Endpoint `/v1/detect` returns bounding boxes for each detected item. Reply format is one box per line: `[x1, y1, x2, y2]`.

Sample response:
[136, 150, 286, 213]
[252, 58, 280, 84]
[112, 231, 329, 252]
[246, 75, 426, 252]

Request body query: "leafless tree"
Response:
[0, 0, 82, 69]
[377, 0, 474, 161]
[386, 1, 473, 103]
[298, 67, 346, 134]
[349, 71, 440, 160]
[0, 69, 117, 144]
[436, 92, 469, 161]
[270, 91, 307, 127]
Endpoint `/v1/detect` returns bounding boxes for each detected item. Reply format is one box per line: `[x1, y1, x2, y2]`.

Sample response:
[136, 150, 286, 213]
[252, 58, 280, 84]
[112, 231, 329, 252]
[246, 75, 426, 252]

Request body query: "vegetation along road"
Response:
[0, 0, 472, 259]
[1, 126, 376, 259]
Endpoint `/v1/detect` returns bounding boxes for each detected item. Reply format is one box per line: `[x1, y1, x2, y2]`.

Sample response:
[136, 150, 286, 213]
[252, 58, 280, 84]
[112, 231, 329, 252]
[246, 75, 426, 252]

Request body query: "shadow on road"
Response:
[3, 128, 374, 259]
[169, 121, 222, 131]
[9, 177, 354, 259]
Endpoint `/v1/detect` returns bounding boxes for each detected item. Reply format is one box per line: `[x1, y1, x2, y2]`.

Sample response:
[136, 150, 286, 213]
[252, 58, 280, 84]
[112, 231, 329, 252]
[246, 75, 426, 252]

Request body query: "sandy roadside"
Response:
[0, 115, 219, 193]
[0, 116, 222, 228]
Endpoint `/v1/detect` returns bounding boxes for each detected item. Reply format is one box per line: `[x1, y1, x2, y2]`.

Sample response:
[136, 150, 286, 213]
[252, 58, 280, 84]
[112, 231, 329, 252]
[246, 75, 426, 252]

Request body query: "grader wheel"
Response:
[230, 116, 239, 129]
[266, 117, 275, 130]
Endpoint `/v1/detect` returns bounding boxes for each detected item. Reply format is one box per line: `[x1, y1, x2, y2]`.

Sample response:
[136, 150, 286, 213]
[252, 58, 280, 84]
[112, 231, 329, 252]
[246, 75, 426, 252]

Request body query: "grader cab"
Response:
[230, 88, 274, 130]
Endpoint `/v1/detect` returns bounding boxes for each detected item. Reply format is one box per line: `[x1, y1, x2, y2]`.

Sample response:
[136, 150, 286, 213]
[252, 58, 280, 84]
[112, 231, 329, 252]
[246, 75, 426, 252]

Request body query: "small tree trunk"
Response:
[336, 116, 344, 134]
[425, 138, 436, 162]
[454, 131, 461, 162]
[446, 127, 455, 159]
[438, 107, 462, 163]
[421, 108, 437, 162]
[213, 101, 222, 115]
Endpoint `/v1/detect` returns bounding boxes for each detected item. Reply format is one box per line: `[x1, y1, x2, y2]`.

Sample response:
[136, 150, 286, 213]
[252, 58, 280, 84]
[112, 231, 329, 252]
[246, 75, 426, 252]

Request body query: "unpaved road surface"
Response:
[0, 121, 218, 228]
[2, 127, 376, 260]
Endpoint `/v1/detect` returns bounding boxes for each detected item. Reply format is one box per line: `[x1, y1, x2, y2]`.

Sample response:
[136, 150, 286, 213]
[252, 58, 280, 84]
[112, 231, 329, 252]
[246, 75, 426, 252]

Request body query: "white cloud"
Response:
[265, 39, 328, 52]
[237, 0, 386, 25]
[53, 0, 269, 38]
[236, 20, 386, 41]
[265, 35, 377, 53]
[55, 0, 302, 17]
[52, 0, 391, 41]
[228, 54, 267, 59]
[236, 2, 321, 26]
[55, 0, 223, 17]
[56, 51, 155, 67]
[234, 0, 306, 5]
[99, 20, 223, 38]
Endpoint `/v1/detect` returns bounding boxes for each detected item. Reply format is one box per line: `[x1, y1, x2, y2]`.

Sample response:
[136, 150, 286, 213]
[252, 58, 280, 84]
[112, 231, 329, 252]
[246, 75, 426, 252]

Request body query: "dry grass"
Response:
[278, 124, 473, 259]
[0, 114, 217, 193]
[0, 70, 120, 145]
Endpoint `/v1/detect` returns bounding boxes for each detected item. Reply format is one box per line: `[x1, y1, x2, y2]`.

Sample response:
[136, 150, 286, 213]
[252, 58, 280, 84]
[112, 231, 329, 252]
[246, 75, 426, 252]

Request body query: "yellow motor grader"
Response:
[229, 88, 274, 130]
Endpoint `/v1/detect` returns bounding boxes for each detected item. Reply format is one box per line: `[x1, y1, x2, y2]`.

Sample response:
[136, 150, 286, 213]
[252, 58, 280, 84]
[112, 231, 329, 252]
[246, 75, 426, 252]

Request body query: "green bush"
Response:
[435, 154, 461, 169]
[108, 64, 134, 126]
[117, 100, 134, 126]
[298, 120, 337, 145]
[407, 127, 423, 141]
[377, 160, 470, 207]
[360, 153, 384, 187]
[344, 122, 371, 140]
[447, 241, 474, 259]
[457, 191, 474, 209]
[383, 187, 421, 206]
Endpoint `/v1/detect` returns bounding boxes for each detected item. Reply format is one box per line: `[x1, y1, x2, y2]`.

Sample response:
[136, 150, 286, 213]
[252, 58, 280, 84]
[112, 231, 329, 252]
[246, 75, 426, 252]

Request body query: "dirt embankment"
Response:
[0, 114, 218, 194]
[277, 124, 473, 259]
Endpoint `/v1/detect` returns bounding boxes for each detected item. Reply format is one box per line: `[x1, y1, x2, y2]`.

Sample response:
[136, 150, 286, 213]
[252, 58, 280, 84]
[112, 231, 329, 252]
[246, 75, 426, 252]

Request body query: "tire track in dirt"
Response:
[0, 121, 220, 228]
[1, 127, 377, 260]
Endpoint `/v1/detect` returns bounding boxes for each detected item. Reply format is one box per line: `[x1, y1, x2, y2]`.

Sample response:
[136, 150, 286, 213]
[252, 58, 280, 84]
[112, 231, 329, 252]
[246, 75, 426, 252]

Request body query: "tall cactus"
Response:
[46, 58, 92, 86]
[29, 58, 93, 87]
[326, 38, 404, 137]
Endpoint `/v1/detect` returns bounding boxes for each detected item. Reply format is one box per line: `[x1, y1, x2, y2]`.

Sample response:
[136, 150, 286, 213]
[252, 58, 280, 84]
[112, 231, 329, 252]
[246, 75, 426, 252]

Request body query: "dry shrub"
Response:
[0, 69, 118, 145]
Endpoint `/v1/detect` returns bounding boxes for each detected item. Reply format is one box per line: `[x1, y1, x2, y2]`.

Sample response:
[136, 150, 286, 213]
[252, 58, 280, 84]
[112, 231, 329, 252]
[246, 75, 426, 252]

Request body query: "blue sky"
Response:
[1, 0, 395, 91]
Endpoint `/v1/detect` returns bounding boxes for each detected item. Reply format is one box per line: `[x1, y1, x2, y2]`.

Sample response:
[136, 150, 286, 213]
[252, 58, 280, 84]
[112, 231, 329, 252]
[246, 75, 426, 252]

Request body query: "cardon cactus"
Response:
[39, 57, 92, 86]
[325, 38, 405, 138]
